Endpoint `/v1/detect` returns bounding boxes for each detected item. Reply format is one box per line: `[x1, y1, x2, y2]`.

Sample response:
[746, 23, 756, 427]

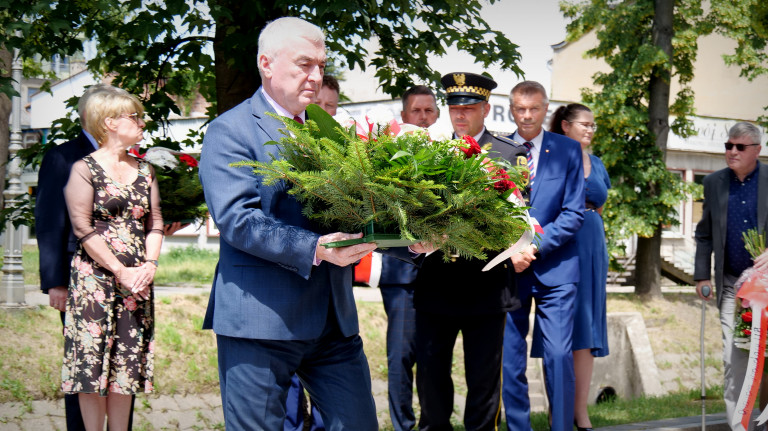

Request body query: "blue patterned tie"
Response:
[524, 141, 535, 185]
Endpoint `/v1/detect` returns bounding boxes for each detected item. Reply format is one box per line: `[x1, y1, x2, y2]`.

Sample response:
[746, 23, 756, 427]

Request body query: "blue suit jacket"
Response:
[514, 130, 585, 287]
[35, 132, 96, 293]
[199, 89, 360, 340]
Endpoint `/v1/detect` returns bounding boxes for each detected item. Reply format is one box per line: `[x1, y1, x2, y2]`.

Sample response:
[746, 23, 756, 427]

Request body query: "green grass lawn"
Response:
[0, 294, 726, 430]
[531, 387, 724, 430]
[11, 245, 728, 429]
[22, 244, 218, 287]
[152, 245, 219, 286]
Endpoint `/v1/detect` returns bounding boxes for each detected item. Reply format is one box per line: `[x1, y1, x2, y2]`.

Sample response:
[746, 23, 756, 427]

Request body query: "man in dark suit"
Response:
[409, 73, 524, 431]
[400, 85, 439, 128]
[314, 75, 340, 117]
[199, 17, 411, 430]
[501, 81, 585, 431]
[36, 83, 137, 431]
[695, 121, 768, 428]
[368, 84, 440, 431]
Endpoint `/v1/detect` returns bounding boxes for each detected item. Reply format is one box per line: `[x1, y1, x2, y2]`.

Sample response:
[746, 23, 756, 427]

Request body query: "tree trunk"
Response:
[648, 0, 673, 157]
[635, 0, 673, 296]
[212, 1, 285, 114]
[0, 47, 12, 209]
[635, 226, 663, 298]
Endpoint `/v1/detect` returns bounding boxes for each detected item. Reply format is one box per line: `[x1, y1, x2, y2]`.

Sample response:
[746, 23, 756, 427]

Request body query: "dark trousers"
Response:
[59, 311, 135, 431]
[415, 310, 506, 431]
[216, 310, 377, 430]
[284, 374, 325, 431]
[380, 285, 417, 431]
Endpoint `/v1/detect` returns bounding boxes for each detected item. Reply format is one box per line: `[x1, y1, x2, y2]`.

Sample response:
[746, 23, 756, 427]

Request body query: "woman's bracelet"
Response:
[146, 259, 159, 267]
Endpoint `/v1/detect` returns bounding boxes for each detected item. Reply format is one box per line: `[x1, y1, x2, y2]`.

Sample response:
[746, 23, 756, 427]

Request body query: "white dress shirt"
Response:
[512, 129, 544, 172]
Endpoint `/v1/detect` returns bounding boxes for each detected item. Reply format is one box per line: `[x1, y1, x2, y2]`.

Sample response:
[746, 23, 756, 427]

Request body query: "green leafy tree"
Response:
[562, 0, 767, 297]
[6, 0, 522, 130]
[1, 0, 522, 231]
[0, 1, 92, 226]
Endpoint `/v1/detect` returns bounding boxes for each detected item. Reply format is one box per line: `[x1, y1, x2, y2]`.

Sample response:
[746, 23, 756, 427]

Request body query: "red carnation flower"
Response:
[179, 154, 199, 167]
[492, 168, 514, 192]
[460, 135, 482, 157]
[742, 310, 753, 323]
[744, 328, 752, 336]
[495, 179, 515, 192]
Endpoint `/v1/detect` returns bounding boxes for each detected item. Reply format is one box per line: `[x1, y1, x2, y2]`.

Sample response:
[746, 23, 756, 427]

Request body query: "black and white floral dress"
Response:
[61, 155, 163, 395]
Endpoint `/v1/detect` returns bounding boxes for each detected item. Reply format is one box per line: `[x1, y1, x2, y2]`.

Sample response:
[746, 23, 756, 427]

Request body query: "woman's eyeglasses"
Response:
[568, 121, 597, 132]
[724, 141, 760, 151]
[120, 113, 145, 126]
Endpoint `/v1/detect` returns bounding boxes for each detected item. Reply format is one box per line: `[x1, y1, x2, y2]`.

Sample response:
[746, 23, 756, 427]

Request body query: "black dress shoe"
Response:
[575, 419, 593, 431]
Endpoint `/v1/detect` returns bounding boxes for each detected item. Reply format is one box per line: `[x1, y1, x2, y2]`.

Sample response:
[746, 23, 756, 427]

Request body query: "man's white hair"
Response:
[257, 17, 325, 77]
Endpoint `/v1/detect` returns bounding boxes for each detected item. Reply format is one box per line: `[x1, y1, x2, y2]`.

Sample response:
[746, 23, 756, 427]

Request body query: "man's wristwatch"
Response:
[146, 259, 159, 267]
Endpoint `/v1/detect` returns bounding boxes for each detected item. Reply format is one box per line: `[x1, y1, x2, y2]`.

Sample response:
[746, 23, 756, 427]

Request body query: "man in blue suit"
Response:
[501, 81, 585, 431]
[198, 17, 382, 430]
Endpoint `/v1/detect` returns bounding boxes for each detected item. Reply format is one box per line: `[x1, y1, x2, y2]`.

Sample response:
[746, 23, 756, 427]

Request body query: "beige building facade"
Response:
[550, 31, 768, 274]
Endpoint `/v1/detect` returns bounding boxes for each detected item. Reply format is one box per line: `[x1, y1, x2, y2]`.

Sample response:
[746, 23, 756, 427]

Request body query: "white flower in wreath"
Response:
[143, 147, 178, 170]
[426, 122, 454, 142]
[335, 113, 357, 130]
[396, 123, 425, 137]
[365, 106, 395, 128]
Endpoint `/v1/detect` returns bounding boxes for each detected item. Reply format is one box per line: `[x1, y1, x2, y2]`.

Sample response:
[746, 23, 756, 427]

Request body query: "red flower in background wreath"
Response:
[179, 154, 199, 168]
[129, 147, 145, 158]
[460, 135, 482, 157]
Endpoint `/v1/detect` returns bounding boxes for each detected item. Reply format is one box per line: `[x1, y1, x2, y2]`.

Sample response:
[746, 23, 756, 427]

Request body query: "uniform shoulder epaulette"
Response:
[490, 132, 521, 145]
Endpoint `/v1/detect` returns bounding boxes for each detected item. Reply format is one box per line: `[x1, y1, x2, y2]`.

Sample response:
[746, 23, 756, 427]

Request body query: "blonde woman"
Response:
[62, 86, 163, 431]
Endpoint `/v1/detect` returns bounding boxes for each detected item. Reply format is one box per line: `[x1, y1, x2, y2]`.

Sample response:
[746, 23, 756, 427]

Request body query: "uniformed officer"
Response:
[410, 72, 525, 431]
[441, 72, 525, 163]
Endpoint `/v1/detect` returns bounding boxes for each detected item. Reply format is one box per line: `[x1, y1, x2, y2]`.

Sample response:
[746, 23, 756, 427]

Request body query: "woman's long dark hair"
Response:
[549, 103, 592, 135]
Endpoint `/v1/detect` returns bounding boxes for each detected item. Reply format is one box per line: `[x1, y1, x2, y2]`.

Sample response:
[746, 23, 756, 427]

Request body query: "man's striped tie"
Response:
[523, 141, 535, 185]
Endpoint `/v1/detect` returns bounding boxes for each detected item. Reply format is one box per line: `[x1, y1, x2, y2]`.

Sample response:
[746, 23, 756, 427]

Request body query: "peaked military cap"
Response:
[441, 72, 497, 106]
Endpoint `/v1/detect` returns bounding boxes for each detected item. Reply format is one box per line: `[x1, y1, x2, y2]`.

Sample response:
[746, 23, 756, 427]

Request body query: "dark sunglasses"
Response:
[724, 141, 760, 151]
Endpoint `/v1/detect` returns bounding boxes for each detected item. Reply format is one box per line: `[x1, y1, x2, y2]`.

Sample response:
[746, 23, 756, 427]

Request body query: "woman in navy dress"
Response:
[533, 103, 610, 431]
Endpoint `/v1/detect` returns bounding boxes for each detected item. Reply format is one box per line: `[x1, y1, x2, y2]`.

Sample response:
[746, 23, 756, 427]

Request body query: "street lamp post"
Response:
[1, 32, 26, 307]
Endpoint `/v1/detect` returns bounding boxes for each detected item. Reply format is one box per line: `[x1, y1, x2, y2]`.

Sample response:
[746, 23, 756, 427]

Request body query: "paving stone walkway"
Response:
[0, 379, 420, 430]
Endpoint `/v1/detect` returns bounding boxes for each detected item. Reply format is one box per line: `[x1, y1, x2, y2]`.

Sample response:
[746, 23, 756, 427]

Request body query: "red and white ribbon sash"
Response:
[734, 268, 768, 430]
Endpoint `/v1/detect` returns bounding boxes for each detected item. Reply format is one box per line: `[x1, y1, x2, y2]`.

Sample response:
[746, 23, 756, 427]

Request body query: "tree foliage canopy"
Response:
[562, 0, 702, 241]
[562, 0, 767, 294]
[0, 0, 522, 232]
[3, 0, 522, 125]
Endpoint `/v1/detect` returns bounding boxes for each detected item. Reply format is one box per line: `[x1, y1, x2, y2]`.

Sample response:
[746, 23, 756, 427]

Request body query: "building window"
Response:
[691, 172, 708, 226]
